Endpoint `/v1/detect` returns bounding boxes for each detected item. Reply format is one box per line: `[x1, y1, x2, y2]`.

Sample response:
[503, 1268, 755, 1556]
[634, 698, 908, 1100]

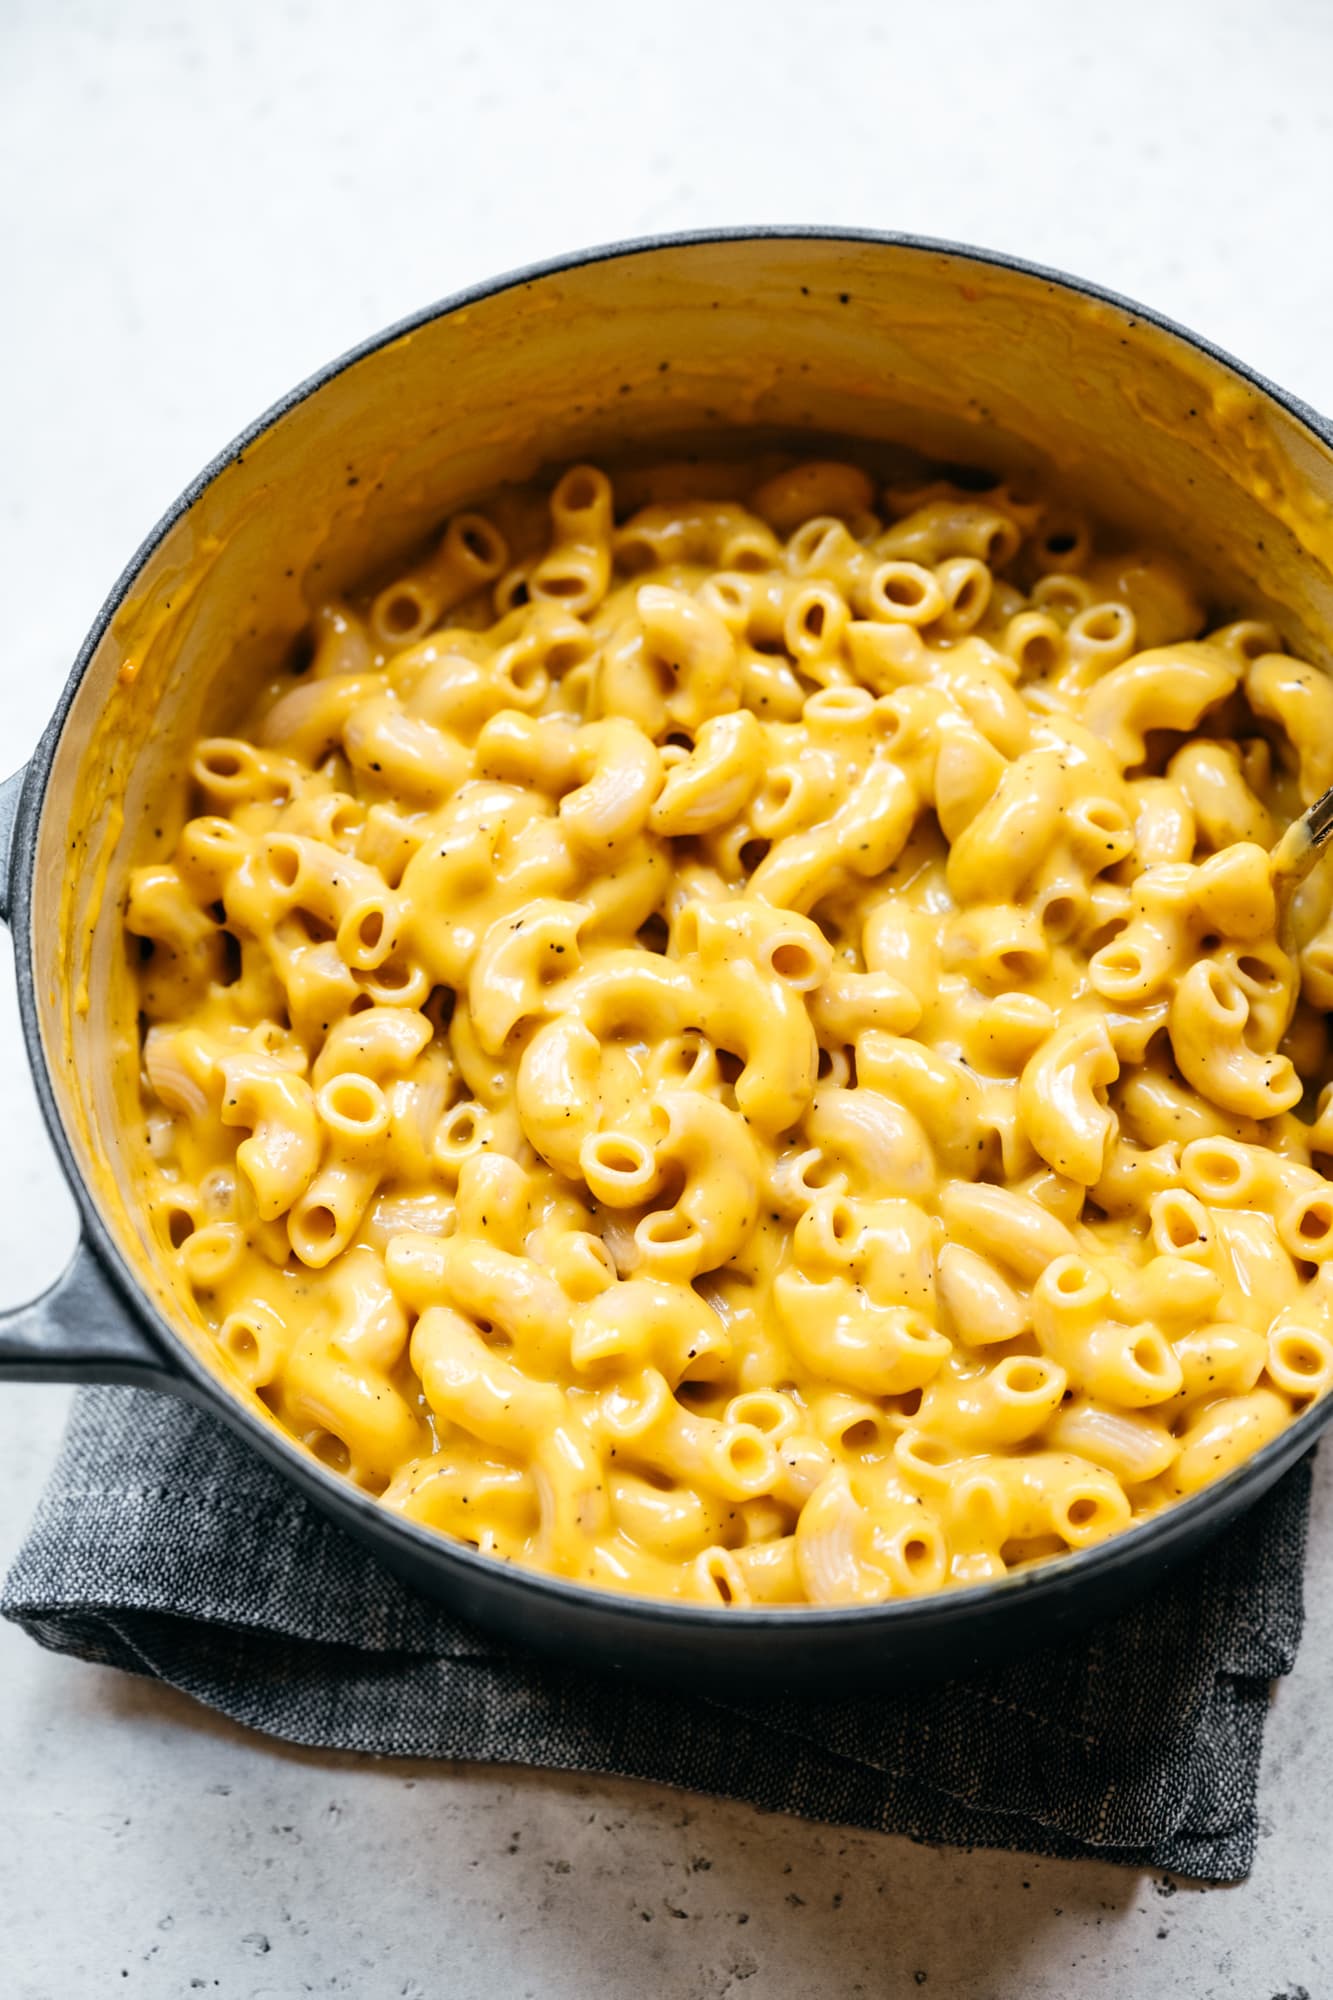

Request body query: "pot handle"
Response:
[0, 761, 25, 923]
[0, 759, 188, 1393]
[0, 1235, 188, 1390]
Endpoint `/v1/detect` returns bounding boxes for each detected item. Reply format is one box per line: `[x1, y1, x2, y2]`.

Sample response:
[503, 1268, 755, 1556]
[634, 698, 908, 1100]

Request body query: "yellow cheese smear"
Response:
[124, 455, 1333, 1606]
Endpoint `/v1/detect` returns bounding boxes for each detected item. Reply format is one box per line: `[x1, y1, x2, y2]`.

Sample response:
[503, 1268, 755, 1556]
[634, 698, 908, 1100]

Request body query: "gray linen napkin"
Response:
[2, 1386, 1313, 1882]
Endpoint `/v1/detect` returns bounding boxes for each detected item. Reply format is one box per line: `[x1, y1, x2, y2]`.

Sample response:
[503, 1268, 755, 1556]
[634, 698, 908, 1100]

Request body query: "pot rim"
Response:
[11, 224, 1333, 1633]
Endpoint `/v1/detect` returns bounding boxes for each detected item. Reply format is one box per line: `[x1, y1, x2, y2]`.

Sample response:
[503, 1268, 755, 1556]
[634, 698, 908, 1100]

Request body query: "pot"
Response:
[3, 229, 1332, 1689]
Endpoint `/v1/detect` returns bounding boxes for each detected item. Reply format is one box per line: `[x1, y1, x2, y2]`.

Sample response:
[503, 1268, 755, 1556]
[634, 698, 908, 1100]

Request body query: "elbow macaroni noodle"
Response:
[125, 456, 1333, 1605]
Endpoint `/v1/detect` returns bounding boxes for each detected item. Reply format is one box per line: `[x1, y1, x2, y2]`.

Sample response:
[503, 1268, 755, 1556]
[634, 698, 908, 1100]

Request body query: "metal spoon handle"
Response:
[1272, 781, 1333, 894]
[1271, 782, 1333, 959]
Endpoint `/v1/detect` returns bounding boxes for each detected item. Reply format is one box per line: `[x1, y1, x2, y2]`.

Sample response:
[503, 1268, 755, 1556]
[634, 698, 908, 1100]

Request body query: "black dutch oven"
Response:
[3, 230, 1332, 1688]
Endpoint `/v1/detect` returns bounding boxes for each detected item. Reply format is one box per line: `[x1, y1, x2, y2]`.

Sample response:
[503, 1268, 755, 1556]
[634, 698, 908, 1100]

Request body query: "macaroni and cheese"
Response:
[124, 457, 1333, 1605]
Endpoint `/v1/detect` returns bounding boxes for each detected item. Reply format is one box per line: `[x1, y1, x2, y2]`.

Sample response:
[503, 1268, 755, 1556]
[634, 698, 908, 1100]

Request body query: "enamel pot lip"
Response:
[9, 224, 1333, 1637]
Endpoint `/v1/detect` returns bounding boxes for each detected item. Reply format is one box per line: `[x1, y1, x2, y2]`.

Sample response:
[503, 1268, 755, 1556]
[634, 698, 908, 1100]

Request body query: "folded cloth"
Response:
[2, 1387, 1313, 1881]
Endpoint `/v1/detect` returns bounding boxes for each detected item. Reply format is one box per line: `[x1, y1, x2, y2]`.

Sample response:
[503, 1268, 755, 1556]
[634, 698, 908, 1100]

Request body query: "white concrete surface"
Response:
[2, 1, 1333, 1992]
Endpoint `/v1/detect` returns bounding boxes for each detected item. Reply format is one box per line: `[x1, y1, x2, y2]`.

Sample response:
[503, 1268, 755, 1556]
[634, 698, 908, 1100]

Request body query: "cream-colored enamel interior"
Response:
[32, 235, 1333, 1373]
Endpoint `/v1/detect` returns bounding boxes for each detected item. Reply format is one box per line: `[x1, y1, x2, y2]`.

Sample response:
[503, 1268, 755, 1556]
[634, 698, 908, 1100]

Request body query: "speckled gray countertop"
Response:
[3, 4, 1333, 1994]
